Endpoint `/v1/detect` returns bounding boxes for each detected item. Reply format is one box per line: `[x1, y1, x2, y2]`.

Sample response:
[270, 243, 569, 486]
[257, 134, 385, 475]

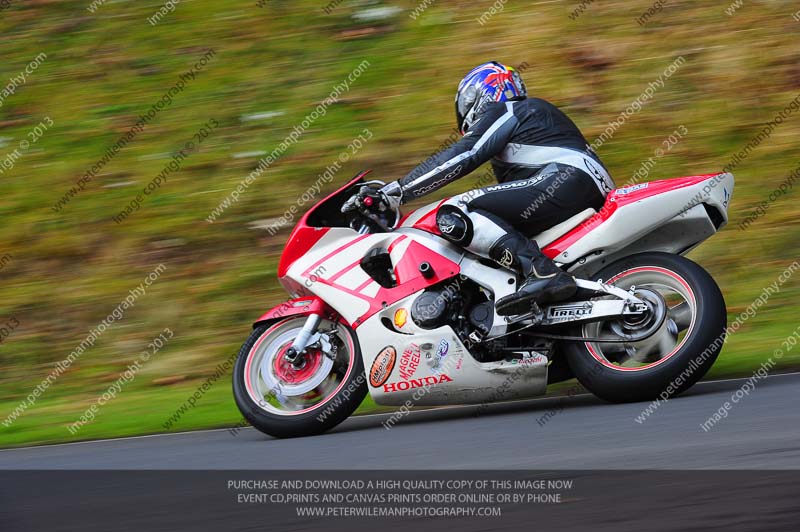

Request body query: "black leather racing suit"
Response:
[398, 97, 614, 237]
[392, 97, 616, 313]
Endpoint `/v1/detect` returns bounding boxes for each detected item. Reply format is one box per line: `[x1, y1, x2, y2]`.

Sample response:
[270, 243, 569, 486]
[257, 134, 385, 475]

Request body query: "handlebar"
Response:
[351, 180, 401, 234]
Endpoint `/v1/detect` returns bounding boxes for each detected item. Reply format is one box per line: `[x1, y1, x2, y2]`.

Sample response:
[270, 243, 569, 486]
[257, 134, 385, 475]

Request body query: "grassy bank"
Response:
[1, 0, 799, 447]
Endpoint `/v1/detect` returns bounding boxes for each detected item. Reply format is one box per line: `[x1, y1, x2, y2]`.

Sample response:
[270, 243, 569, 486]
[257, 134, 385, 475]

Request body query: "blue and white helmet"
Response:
[455, 61, 527, 134]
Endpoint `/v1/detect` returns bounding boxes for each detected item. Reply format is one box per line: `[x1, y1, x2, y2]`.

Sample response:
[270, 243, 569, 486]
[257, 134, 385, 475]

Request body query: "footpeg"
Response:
[503, 302, 543, 326]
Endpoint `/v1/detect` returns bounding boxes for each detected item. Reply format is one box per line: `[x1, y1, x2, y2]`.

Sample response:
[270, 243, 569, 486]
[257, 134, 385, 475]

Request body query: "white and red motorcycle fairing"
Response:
[234, 170, 733, 437]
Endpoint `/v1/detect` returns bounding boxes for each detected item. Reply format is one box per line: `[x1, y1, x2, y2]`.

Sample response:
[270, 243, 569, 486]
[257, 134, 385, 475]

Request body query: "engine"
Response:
[409, 277, 494, 354]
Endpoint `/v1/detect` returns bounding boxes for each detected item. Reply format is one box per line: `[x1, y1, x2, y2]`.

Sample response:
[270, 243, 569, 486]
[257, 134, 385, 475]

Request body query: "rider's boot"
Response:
[491, 233, 577, 316]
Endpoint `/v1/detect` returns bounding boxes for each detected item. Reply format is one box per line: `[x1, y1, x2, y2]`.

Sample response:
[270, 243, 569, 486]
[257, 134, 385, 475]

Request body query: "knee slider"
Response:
[436, 204, 473, 245]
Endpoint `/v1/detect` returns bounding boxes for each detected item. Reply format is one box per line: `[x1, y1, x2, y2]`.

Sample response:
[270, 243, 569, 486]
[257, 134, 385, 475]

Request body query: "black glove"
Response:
[341, 183, 402, 214]
[341, 186, 381, 214]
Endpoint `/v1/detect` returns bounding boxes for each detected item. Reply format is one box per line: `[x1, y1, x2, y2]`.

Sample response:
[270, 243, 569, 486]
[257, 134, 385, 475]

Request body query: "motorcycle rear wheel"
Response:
[564, 252, 727, 403]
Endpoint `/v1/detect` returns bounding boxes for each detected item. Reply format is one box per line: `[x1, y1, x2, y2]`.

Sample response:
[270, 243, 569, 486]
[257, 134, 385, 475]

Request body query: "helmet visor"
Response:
[457, 84, 478, 117]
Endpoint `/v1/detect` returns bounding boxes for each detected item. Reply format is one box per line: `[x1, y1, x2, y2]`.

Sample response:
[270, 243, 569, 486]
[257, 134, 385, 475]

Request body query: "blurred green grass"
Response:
[1, 0, 800, 447]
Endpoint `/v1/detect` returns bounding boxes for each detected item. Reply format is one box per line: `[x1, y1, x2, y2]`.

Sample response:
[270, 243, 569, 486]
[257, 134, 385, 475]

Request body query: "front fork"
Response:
[284, 313, 337, 367]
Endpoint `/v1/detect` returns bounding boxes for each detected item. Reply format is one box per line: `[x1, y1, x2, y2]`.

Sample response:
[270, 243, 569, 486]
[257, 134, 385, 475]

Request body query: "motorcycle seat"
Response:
[531, 208, 596, 247]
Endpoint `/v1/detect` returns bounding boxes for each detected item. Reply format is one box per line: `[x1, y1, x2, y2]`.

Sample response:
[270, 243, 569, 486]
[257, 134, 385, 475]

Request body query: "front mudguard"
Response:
[252, 296, 341, 329]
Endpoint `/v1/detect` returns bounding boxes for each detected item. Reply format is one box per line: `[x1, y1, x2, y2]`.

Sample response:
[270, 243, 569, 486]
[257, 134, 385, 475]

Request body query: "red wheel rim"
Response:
[584, 266, 696, 372]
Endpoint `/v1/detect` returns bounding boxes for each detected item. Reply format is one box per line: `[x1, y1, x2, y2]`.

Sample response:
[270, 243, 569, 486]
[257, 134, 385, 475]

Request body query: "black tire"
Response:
[232, 318, 367, 438]
[564, 252, 727, 403]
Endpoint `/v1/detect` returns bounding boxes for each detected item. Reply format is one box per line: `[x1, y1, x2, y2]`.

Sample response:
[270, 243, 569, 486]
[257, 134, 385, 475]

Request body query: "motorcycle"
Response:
[233, 170, 733, 438]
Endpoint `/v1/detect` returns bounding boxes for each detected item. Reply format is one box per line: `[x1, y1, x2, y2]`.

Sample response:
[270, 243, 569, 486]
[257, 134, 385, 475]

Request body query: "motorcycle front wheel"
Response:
[564, 252, 727, 403]
[233, 317, 366, 438]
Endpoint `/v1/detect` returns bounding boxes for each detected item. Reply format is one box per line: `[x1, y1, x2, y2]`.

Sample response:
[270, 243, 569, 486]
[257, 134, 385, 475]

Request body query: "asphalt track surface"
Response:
[3, 372, 800, 470]
[3, 373, 800, 531]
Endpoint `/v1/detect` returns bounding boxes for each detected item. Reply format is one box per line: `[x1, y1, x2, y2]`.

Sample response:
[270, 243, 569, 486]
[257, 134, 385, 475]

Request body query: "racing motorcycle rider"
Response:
[343, 61, 615, 315]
